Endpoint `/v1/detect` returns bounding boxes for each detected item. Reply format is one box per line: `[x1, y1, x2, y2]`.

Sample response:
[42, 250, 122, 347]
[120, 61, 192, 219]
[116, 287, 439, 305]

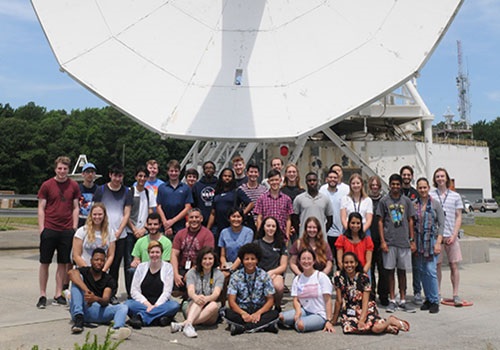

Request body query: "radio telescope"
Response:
[32, 0, 462, 141]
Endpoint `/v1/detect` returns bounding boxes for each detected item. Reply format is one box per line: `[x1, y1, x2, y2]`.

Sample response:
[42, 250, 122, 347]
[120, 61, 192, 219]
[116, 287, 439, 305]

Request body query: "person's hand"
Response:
[165, 228, 174, 237]
[165, 219, 175, 230]
[446, 235, 456, 245]
[410, 241, 416, 253]
[358, 320, 367, 330]
[146, 304, 156, 313]
[380, 242, 389, 253]
[134, 227, 146, 239]
[174, 274, 184, 287]
[293, 311, 302, 323]
[84, 290, 97, 305]
[242, 313, 252, 323]
[250, 312, 261, 323]
[195, 295, 207, 306]
[323, 321, 335, 333]
[434, 242, 442, 255]
[130, 259, 140, 269]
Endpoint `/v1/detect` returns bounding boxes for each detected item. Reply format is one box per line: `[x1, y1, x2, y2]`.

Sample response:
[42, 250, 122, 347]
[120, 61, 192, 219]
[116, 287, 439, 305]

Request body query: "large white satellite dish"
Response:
[32, 0, 462, 141]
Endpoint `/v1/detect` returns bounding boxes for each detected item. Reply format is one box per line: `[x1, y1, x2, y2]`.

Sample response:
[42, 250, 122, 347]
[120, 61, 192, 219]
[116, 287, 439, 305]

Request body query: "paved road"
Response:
[0, 237, 499, 350]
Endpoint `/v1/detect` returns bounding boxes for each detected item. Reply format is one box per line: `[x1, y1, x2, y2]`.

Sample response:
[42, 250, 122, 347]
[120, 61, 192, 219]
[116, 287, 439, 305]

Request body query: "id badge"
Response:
[347, 308, 356, 317]
[185, 260, 192, 270]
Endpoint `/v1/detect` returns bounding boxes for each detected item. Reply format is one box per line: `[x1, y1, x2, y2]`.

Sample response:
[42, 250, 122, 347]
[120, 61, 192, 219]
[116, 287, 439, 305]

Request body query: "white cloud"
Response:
[0, 0, 36, 22]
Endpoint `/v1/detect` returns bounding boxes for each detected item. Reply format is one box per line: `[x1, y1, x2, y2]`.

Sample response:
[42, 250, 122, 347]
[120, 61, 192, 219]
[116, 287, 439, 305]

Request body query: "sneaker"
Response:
[158, 316, 171, 327]
[429, 303, 440, 314]
[128, 315, 143, 330]
[171, 322, 183, 333]
[420, 300, 431, 311]
[52, 295, 67, 306]
[36, 296, 47, 309]
[110, 296, 119, 305]
[183, 323, 198, 338]
[111, 327, 131, 341]
[62, 289, 71, 303]
[230, 324, 245, 336]
[386, 301, 397, 313]
[266, 322, 279, 334]
[398, 302, 416, 313]
[71, 314, 84, 334]
[413, 293, 423, 305]
[453, 295, 463, 307]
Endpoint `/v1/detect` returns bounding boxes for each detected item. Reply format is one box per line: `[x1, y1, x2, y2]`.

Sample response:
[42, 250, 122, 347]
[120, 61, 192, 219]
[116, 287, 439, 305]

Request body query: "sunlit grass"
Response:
[462, 217, 500, 239]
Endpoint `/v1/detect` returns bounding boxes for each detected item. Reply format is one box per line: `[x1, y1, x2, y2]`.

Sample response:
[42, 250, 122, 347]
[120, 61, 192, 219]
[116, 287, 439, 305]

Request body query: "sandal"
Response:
[388, 316, 410, 332]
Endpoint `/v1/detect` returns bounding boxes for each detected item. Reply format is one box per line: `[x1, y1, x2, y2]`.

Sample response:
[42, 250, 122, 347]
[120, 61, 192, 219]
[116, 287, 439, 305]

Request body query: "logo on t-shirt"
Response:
[201, 186, 215, 204]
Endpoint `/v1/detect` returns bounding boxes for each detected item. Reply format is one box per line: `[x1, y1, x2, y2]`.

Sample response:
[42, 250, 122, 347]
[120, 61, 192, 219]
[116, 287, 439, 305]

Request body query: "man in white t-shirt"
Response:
[320, 163, 349, 196]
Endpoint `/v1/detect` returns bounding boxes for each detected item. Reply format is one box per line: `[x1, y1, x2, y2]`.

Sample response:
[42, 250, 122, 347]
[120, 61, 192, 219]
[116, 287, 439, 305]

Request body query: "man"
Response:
[377, 174, 416, 313]
[262, 157, 284, 189]
[78, 162, 97, 227]
[239, 163, 268, 233]
[130, 213, 172, 267]
[430, 168, 463, 306]
[68, 248, 131, 340]
[171, 209, 215, 290]
[320, 163, 349, 196]
[125, 165, 155, 295]
[399, 165, 421, 305]
[319, 169, 344, 268]
[254, 169, 293, 241]
[185, 168, 199, 188]
[144, 159, 164, 205]
[157, 159, 193, 237]
[93, 163, 133, 293]
[37, 156, 80, 308]
[232, 155, 248, 186]
[192, 161, 218, 227]
[293, 172, 333, 238]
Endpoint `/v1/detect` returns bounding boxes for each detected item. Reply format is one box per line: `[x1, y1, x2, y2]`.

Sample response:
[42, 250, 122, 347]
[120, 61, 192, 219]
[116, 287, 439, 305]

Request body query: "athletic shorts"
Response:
[438, 238, 462, 264]
[39, 228, 74, 264]
[382, 246, 412, 270]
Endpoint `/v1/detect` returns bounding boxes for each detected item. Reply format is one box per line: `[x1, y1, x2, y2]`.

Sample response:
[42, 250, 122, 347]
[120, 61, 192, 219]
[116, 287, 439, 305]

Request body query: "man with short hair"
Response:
[320, 163, 349, 196]
[145, 159, 164, 204]
[171, 209, 215, 289]
[192, 161, 218, 227]
[78, 162, 98, 227]
[232, 155, 248, 186]
[37, 156, 80, 308]
[68, 248, 131, 340]
[377, 174, 416, 313]
[239, 163, 268, 233]
[157, 159, 193, 237]
[93, 163, 133, 292]
[430, 168, 463, 306]
[399, 165, 421, 305]
[185, 168, 199, 188]
[255, 169, 293, 241]
[262, 157, 284, 189]
[293, 172, 333, 238]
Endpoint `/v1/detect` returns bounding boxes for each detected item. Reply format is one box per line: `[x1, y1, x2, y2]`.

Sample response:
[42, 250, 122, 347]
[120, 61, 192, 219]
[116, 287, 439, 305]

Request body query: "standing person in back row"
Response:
[192, 161, 218, 228]
[37, 156, 80, 309]
[430, 168, 464, 307]
[157, 160, 193, 238]
[78, 162, 98, 228]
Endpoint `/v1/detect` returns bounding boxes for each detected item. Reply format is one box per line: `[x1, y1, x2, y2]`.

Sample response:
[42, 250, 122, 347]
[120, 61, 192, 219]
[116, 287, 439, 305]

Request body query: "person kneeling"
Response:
[68, 248, 131, 340]
[222, 243, 279, 336]
[125, 241, 180, 328]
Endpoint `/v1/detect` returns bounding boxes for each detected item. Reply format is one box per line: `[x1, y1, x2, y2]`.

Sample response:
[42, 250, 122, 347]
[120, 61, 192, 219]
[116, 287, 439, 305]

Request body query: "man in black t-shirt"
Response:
[68, 248, 131, 340]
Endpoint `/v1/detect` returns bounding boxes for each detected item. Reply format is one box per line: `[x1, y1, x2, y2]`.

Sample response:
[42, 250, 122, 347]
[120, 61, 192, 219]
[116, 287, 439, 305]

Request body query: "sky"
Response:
[1, 0, 499, 125]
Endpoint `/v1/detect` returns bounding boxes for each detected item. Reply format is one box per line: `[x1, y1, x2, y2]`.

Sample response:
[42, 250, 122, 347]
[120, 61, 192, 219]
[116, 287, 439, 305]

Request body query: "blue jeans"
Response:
[412, 254, 422, 295]
[415, 254, 439, 304]
[70, 283, 128, 328]
[125, 299, 180, 326]
[281, 308, 326, 332]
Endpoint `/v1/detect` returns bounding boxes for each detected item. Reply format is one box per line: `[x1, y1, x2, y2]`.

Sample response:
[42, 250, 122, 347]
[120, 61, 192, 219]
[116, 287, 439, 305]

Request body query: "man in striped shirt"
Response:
[239, 163, 268, 233]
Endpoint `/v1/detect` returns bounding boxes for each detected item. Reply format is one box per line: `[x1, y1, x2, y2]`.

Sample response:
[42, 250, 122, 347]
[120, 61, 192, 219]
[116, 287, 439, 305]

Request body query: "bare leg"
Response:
[387, 269, 395, 300]
[63, 263, 72, 287]
[186, 302, 219, 326]
[397, 269, 407, 301]
[273, 276, 284, 309]
[449, 262, 460, 296]
[55, 263, 66, 297]
[39, 263, 50, 297]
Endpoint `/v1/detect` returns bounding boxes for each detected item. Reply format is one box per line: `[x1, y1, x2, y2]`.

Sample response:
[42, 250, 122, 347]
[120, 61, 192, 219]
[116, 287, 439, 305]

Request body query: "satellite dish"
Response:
[32, 0, 462, 141]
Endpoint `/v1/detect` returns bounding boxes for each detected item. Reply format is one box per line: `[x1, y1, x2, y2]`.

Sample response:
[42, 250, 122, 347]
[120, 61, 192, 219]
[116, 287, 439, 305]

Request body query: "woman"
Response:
[254, 216, 288, 311]
[340, 173, 373, 235]
[281, 164, 305, 242]
[279, 249, 334, 333]
[367, 175, 388, 305]
[125, 241, 180, 328]
[335, 212, 374, 275]
[171, 247, 224, 337]
[219, 207, 254, 273]
[332, 252, 410, 334]
[289, 217, 333, 276]
[223, 243, 279, 335]
[73, 203, 116, 272]
[207, 168, 253, 235]
[414, 177, 444, 313]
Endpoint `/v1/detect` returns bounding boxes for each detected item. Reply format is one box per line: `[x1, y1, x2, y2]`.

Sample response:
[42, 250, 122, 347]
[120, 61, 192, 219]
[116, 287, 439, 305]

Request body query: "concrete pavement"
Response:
[0, 229, 499, 350]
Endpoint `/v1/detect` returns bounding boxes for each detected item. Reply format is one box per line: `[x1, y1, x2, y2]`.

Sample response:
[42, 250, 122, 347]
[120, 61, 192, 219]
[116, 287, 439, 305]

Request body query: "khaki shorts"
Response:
[438, 238, 462, 264]
[382, 246, 412, 270]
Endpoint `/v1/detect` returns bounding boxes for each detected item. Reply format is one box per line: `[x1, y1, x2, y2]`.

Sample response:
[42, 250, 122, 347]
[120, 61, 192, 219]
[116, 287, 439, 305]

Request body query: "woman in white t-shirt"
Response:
[73, 203, 116, 272]
[340, 173, 373, 235]
[279, 248, 334, 332]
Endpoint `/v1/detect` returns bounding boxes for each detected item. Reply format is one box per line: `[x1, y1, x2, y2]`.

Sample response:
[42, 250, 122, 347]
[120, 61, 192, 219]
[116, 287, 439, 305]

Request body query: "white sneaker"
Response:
[111, 327, 131, 341]
[171, 322, 183, 333]
[183, 323, 198, 338]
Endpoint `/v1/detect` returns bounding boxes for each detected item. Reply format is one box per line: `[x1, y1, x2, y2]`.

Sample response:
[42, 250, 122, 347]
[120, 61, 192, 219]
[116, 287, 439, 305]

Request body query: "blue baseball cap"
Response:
[82, 163, 97, 172]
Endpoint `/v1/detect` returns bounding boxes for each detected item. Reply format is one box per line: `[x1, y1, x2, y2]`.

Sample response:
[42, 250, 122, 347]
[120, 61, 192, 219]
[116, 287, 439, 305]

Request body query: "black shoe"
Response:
[72, 314, 84, 333]
[230, 324, 245, 336]
[429, 303, 440, 314]
[129, 314, 143, 329]
[158, 316, 172, 327]
[266, 323, 279, 334]
[379, 298, 389, 307]
[420, 300, 431, 311]
[52, 295, 67, 306]
[36, 296, 47, 309]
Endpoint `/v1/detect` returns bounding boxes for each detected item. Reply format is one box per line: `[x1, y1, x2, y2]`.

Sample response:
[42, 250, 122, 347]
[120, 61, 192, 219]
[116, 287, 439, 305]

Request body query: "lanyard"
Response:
[200, 269, 214, 295]
[435, 189, 449, 207]
[352, 196, 361, 213]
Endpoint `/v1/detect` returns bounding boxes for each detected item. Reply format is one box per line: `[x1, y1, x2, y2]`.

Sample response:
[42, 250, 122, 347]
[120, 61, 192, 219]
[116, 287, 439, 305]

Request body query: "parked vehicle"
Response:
[471, 198, 498, 213]
[462, 199, 472, 213]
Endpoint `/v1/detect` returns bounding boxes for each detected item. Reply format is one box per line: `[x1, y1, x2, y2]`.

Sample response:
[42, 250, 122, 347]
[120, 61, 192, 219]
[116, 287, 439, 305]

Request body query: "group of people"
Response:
[36, 154, 463, 339]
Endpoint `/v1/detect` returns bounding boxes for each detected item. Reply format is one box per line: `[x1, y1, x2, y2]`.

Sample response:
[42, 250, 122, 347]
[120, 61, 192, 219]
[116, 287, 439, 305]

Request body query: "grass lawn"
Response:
[0, 217, 37, 230]
[462, 217, 500, 239]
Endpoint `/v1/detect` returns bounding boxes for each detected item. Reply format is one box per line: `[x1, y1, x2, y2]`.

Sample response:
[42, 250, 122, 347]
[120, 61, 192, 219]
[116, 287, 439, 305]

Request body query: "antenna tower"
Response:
[456, 40, 471, 129]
